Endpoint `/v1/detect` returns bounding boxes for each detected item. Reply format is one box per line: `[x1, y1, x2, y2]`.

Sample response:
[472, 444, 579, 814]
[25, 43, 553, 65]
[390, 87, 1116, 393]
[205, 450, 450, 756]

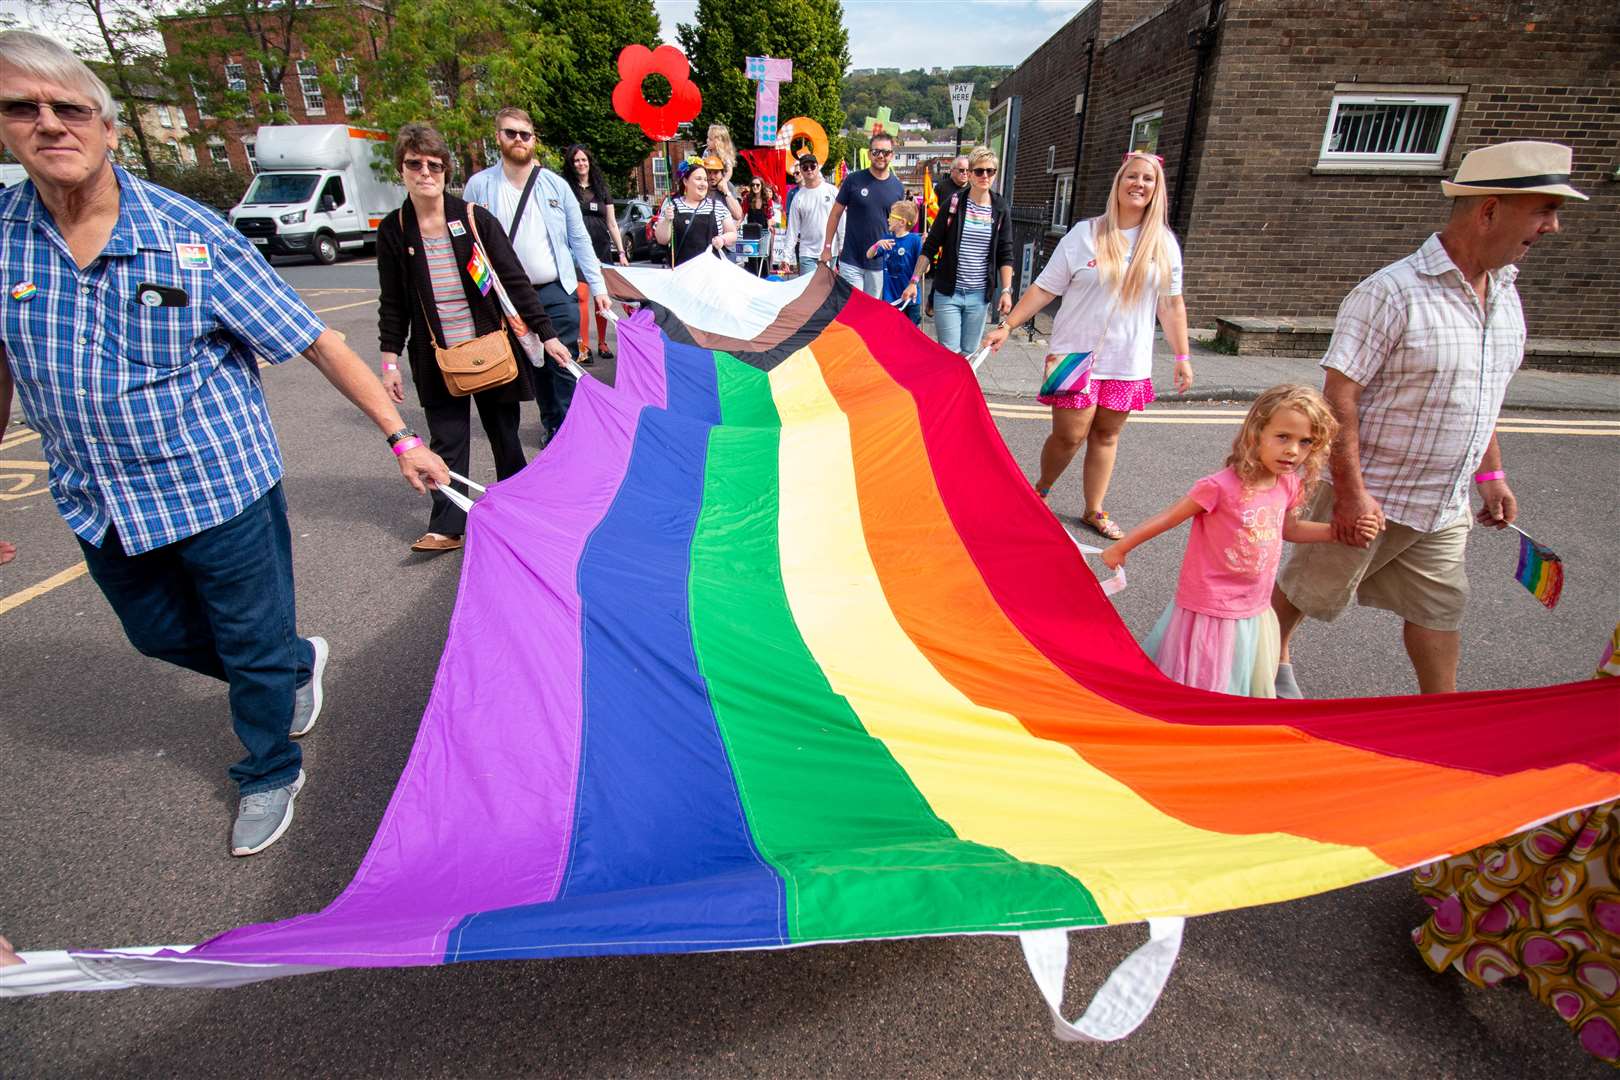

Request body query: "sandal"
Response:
[577, 350, 595, 367]
[1080, 510, 1125, 541]
[1034, 484, 1052, 503]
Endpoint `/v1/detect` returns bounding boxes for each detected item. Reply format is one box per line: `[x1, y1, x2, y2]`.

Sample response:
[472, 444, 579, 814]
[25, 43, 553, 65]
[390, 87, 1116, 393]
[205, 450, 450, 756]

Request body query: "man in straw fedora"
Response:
[1270, 141, 1586, 697]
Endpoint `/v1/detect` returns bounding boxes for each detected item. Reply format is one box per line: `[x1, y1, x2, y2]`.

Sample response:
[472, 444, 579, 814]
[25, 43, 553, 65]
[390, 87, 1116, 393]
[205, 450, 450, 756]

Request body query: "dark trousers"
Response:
[77, 485, 313, 795]
[424, 393, 526, 536]
[527, 279, 580, 440]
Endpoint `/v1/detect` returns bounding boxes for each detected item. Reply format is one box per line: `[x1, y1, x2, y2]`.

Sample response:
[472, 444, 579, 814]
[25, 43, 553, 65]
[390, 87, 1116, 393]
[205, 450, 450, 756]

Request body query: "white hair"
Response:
[0, 31, 117, 119]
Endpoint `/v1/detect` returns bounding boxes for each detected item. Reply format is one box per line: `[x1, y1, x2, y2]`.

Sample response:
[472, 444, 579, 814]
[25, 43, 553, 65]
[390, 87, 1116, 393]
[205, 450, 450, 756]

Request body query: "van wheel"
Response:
[313, 233, 339, 265]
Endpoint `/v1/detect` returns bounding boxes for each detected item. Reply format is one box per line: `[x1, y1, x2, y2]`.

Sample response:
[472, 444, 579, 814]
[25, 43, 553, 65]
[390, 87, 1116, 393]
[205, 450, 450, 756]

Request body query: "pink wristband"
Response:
[381, 362, 398, 372]
[1473, 469, 1505, 484]
[390, 435, 423, 456]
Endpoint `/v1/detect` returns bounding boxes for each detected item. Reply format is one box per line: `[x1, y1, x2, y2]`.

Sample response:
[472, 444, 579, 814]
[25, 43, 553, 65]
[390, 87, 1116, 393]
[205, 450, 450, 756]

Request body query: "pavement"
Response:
[976, 322, 1620, 413]
[3, 258, 1617, 1078]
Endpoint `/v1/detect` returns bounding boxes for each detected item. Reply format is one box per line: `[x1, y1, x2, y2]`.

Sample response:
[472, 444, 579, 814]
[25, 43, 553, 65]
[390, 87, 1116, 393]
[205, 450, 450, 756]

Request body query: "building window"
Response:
[157, 104, 173, 128]
[258, 62, 274, 96]
[1045, 144, 1056, 173]
[1051, 174, 1073, 229]
[224, 63, 247, 93]
[1129, 109, 1162, 155]
[244, 140, 257, 174]
[430, 79, 451, 109]
[297, 60, 324, 115]
[652, 155, 669, 194]
[336, 56, 362, 115]
[190, 75, 210, 118]
[1318, 93, 1460, 169]
[208, 140, 230, 168]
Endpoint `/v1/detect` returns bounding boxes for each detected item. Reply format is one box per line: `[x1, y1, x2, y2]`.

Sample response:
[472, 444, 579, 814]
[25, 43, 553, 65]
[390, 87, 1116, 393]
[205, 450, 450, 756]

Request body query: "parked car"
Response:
[614, 197, 656, 261]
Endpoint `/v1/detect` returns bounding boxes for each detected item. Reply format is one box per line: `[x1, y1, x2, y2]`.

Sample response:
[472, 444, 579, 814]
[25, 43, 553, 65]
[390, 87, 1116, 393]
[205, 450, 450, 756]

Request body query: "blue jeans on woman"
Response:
[934, 288, 991, 355]
[77, 484, 314, 795]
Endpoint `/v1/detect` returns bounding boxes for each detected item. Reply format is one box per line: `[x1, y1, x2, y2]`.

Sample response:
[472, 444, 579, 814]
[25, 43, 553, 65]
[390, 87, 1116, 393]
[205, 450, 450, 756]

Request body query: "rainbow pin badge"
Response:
[10, 281, 37, 302]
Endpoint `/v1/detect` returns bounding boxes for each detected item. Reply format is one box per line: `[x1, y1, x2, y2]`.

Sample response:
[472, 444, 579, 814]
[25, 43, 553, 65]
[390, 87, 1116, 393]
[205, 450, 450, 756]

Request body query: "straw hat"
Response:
[1441, 141, 1587, 200]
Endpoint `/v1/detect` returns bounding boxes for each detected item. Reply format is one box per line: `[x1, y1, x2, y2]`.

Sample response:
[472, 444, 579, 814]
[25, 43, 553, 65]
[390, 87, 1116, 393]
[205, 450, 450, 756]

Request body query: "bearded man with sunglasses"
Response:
[820, 131, 905, 296]
[0, 32, 450, 856]
[462, 107, 609, 445]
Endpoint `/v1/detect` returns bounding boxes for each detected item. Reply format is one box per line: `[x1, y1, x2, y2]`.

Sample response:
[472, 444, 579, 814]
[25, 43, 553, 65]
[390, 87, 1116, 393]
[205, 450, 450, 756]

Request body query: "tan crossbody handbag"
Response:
[407, 207, 524, 397]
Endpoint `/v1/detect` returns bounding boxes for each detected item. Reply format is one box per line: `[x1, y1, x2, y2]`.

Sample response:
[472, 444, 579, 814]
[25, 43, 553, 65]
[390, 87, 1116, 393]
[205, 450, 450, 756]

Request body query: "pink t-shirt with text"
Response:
[1173, 467, 1304, 619]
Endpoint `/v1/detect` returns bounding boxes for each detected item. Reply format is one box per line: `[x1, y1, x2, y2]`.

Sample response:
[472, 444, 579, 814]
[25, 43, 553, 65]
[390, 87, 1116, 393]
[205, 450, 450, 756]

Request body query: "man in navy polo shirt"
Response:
[820, 131, 904, 296]
[0, 32, 449, 856]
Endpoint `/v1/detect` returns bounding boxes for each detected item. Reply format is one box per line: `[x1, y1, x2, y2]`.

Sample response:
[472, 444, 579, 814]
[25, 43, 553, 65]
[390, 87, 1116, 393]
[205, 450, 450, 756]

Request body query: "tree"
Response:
[31, 0, 175, 176]
[676, 0, 851, 168]
[367, 0, 569, 178]
[521, 0, 660, 191]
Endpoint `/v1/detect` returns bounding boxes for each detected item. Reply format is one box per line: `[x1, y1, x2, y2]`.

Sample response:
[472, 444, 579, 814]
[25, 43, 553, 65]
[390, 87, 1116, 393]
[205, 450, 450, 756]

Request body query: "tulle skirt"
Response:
[1143, 602, 1281, 698]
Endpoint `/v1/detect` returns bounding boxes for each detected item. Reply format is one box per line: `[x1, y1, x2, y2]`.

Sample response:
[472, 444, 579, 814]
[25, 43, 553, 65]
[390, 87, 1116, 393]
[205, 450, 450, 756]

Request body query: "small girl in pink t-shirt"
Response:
[1101, 385, 1378, 697]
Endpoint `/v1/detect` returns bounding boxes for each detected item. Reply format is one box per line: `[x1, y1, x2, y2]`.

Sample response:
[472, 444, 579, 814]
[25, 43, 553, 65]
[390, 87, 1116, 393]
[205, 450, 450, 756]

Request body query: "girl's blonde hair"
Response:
[1226, 384, 1338, 491]
[706, 124, 736, 169]
[1092, 151, 1171, 308]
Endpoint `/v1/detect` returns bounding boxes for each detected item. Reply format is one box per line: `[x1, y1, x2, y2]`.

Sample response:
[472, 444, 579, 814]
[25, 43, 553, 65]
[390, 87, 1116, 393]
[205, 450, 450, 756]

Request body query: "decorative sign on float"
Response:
[745, 56, 794, 145]
[611, 44, 702, 142]
[775, 115, 829, 167]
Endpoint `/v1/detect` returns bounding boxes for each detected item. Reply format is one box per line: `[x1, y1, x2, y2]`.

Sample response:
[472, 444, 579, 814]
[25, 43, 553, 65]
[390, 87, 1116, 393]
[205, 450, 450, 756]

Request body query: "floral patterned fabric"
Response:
[1413, 626, 1620, 1065]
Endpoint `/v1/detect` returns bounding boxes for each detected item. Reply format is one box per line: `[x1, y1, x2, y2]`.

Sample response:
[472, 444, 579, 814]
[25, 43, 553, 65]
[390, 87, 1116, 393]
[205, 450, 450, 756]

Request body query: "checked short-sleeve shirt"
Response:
[1320, 233, 1526, 533]
[0, 167, 324, 555]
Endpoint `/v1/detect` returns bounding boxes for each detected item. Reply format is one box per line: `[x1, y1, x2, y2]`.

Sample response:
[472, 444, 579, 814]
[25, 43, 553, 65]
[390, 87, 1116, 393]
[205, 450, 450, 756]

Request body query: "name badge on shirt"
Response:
[448, 220, 466, 237]
[135, 282, 190, 308]
[589, 201, 599, 211]
[174, 242, 211, 271]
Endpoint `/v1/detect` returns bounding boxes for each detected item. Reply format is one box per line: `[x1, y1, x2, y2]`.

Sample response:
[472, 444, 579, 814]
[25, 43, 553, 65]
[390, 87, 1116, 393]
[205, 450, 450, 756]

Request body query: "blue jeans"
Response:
[78, 484, 314, 795]
[526, 280, 580, 440]
[797, 257, 819, 277]
[934, 288, 991, 354]
[837, 259, 883, 296]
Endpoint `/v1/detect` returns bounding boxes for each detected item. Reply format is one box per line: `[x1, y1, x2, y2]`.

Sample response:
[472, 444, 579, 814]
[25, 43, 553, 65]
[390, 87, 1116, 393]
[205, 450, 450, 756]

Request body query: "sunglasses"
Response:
[0, 99, 99, 125]
[500, 128, 536, 142]
[402, 158, 446, 175]
[869, 147, 894, 156]
[971, 166, 997, 177]
[1124, 151, 1164, 165]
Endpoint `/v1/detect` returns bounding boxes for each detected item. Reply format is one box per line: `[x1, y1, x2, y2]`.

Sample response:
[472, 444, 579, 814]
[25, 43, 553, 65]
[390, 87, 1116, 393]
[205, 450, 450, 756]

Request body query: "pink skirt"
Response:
[1143, 602, 1281, 698]
[1038, 376, 1156, 411]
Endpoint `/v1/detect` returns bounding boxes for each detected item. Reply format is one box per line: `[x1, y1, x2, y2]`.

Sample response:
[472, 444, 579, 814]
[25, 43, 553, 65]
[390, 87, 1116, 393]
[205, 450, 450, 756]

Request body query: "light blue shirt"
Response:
[0, 167, 323, 554]
[461, 165, 605, 297]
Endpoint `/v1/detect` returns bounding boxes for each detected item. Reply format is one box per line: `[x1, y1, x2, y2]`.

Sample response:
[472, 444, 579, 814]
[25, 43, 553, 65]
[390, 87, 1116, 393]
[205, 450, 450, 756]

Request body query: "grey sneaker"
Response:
[231, 770, 305, 857]
[290, 636, 328, 738]
[1274, 661, 1304, 700]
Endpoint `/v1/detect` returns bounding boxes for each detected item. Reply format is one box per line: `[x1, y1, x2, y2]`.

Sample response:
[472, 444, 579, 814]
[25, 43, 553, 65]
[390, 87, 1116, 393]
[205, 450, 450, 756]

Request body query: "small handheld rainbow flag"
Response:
[466, 248, 493, 296]
[1039, 351, 1095, 397]
[1510, 523, 1563, 609]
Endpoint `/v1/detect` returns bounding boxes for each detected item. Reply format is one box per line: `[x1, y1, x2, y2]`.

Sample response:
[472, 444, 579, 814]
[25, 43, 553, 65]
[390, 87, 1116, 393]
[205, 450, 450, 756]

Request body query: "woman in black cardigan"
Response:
[377, 123, 567, 553]
[901, 145, 1014, 355]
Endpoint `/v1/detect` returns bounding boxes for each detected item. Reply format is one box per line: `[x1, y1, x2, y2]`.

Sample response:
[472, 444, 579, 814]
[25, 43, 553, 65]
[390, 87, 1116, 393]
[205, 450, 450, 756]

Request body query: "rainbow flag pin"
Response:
[1509, 523, 1563, 609]
[1039, 351, 1095, 397]
[10, 280, 37, 302]
[466, 249, 492, 296]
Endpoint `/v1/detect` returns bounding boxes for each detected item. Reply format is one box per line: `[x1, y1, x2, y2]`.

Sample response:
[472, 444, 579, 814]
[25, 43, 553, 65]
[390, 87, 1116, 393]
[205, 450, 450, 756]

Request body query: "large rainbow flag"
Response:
[7, 260, 1617, 1040]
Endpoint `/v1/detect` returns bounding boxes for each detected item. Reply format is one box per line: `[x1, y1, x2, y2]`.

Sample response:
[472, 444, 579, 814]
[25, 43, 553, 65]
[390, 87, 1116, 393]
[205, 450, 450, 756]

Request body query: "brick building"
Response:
[991, 0, 1619, 342]
[159, 1, 388, 178]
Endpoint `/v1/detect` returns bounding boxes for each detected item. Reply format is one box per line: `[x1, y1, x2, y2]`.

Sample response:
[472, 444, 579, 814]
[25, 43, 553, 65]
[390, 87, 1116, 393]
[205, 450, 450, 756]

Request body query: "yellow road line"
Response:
[0, 562, 88, 617]
[986, 409, 1620, 436]
[0, 459, 47, 468]
[988, 403, 1619, 427]
[0, 428, 40, 450]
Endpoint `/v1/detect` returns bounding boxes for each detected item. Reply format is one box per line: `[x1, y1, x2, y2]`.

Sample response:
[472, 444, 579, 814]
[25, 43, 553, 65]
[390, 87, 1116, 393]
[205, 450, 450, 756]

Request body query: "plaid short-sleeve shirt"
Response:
[0, 167, 324, 554]
[1321, 233, 1525, 533]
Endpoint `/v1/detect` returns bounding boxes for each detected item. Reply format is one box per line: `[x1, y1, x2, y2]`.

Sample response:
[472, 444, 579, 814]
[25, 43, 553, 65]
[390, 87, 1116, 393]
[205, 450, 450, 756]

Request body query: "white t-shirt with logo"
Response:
[1034, 219, 1183, 382]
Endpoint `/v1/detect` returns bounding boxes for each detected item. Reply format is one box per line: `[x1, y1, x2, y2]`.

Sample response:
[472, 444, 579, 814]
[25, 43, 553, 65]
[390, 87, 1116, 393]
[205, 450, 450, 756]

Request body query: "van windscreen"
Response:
[243, 174, 320, 205]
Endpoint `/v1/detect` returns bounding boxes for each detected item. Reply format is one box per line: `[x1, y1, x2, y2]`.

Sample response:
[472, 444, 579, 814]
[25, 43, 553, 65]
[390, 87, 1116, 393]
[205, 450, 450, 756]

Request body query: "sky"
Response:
[654, 0, 1086, 72]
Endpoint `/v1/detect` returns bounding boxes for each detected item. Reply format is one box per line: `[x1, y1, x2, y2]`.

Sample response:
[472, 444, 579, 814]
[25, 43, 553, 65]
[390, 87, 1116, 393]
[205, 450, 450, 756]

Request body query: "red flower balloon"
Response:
[612, 44, 703, 142]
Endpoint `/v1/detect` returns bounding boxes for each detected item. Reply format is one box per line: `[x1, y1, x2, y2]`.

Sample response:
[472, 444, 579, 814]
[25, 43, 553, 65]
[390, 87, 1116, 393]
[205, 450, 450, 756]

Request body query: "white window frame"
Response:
[224, 62, 247, 93]
[1051, 173, 1073, 229]
[156, 104, 173, 128]
[244, 139, 258, 174]
[651, 155, 669, 194]
[430, 79, 451, 109]
[258, 61, 274, 96]
[1317, 93, 1460, 170]
[208, 139, 230, 168]
[297, 60, 324, 116]
[335, 57, 362, 115]
[1129, 108, 1163, 155]
[1045, 144, 1056, 173]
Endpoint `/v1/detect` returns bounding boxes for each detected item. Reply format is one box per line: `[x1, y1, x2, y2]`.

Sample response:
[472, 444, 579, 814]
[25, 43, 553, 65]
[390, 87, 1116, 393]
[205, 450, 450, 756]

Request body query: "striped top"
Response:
[954, 198, 994, 293]
[422, 234, 476, 346]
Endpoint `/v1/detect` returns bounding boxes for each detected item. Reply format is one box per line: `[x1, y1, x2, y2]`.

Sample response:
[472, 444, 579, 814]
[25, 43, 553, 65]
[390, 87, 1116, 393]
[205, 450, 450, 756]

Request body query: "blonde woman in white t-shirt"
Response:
[984, 152, 1193, 539]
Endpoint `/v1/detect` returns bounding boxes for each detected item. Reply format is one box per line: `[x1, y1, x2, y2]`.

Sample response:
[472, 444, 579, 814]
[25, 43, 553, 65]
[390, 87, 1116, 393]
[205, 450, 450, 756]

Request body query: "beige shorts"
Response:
[1276, 484, 1471, 632]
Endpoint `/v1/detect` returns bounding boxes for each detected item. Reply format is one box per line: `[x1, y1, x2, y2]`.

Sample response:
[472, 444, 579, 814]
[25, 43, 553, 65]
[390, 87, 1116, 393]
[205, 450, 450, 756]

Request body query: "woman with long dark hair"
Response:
[739, 177, 777, 275]
[563, 144, 627, 365]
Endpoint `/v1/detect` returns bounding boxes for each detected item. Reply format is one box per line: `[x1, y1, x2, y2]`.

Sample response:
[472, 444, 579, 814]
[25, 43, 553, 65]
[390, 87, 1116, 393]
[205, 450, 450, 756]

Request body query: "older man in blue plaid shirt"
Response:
[0, 32, 449, 856]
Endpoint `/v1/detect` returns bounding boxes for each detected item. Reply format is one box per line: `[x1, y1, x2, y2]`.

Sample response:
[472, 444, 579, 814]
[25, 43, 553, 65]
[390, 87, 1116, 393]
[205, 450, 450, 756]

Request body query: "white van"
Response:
[229, 125, 403, 264]
[0, 163, 28, 189]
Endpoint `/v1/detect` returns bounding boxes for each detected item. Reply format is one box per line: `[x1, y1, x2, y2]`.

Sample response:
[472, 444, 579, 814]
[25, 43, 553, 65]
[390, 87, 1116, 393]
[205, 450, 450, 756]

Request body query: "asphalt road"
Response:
[3, 256, 1618, 1078]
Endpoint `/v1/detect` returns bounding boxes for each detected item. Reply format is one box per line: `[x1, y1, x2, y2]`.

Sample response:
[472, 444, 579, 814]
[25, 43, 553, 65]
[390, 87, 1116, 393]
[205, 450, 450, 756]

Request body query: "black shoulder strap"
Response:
[507, 166, 542, 240]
